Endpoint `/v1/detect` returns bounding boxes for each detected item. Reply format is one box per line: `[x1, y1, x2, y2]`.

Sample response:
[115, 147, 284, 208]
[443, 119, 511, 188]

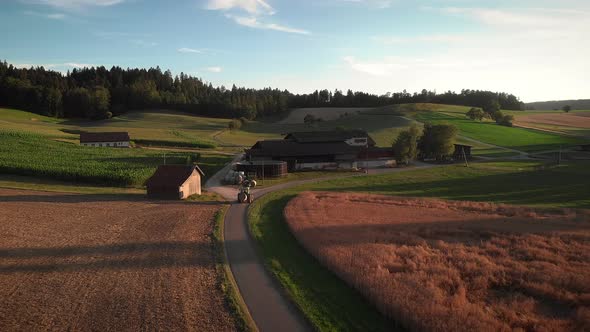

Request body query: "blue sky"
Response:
[1, 0, 589, 102]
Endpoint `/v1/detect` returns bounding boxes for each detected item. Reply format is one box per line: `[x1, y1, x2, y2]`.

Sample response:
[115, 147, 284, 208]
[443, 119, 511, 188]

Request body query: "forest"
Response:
[0, 60, 524, 120]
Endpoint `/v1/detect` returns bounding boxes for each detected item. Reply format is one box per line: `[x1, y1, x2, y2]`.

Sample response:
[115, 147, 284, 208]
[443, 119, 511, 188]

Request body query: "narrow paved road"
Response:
[205, 158, 436, 332]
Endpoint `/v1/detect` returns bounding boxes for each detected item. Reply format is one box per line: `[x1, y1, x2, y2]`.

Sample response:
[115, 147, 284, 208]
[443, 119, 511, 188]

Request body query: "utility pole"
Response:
[164, 153, 166, 165]
[365, 141, 369, 174]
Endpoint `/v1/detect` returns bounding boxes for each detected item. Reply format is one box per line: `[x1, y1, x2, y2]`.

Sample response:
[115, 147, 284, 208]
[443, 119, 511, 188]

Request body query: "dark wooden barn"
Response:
[453, 144, 473, 160]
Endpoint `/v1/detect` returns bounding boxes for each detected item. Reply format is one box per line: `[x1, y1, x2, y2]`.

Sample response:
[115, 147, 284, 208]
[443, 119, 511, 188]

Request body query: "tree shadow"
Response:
[0, 193, 222, 205]
[293, 216, 590, 248]
[312, 168, 590, 208]
[0, 239, 254, 274]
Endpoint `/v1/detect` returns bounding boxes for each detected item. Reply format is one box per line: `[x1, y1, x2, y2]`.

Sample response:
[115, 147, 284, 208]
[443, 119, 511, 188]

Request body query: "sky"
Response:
[0, 0, 589, 102]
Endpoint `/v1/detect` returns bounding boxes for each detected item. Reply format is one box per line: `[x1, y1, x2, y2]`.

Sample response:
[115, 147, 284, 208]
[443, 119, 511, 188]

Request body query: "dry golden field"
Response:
[285, 192, 590, 331]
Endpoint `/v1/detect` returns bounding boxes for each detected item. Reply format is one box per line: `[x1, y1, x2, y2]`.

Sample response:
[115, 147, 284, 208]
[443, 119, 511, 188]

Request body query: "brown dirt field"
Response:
[0, 189, 236, 332]
[515, 113, 590, 129]
[285, 192, 590, 332]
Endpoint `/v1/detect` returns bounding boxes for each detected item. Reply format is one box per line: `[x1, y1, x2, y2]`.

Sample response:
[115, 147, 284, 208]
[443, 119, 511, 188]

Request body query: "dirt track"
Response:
[285, 192, 590, 332]
[0, 189, 236, 331]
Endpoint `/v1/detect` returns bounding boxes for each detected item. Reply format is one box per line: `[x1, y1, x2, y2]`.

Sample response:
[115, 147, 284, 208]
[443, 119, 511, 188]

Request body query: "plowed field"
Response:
[516, 113, 590, 129]
[0, 189, 235, 332]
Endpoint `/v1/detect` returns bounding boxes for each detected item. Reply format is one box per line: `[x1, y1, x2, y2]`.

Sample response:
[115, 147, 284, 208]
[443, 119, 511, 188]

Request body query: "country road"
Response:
[205, 157, 437, 332]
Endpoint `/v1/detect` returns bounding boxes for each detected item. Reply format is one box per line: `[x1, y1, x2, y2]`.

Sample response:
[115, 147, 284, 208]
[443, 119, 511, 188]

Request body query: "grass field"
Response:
[0, 108, 223, 148]
[413, 111, 585, 152]
[278, 107, 376, 124]
[248, 160, 590, 332]
[286, 192, 590, 331]
[219, 106, 413, 147]
[0, 131, 231, 187]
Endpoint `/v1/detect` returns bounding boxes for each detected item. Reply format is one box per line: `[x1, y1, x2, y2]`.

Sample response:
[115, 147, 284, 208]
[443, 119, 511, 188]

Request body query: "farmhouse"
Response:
[146, 164, 205, 199]
[246, 130, 394, 171]
[80, 132, 130, 147]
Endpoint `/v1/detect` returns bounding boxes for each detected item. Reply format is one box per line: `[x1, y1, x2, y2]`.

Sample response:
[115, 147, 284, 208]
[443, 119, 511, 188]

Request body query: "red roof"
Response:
[145, 165, 205, 188]
[80, 132, 130, 143]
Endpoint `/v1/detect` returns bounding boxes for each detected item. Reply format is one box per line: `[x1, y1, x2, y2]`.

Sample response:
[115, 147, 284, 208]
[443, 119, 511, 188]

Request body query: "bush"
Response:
[304, 114, 317, 124]
[497, 114, 514, 127]
[393, 124, 421, 165]
[466, 107, 485, 121]
[228, 119, 242, 131]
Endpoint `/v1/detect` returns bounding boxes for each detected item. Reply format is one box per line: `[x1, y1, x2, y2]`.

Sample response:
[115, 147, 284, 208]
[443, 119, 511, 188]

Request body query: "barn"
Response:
[453, 144, 473, 160]
[235, 160, 289, 178]
[245, 130, 394, 171]
[80, 132, 130, 147]
[146, 164, 205, 199]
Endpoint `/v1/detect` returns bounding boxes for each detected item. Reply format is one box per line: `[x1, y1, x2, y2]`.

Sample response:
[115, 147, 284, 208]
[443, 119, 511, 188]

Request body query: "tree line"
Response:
[0, 60, 524, 120]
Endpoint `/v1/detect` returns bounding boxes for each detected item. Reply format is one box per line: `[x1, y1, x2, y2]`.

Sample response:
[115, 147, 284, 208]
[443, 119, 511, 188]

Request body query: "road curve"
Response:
[206, 160, 435, 332]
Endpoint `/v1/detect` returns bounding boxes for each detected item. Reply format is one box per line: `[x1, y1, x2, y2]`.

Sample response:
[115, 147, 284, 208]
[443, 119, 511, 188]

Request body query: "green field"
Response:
[248, 160, 590, 332]
[0, 131, 231, 186]
[413, 110, 585, 152]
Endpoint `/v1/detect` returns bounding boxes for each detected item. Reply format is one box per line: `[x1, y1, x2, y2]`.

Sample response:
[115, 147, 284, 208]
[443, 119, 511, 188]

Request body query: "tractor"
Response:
[237, 179, 256, 203]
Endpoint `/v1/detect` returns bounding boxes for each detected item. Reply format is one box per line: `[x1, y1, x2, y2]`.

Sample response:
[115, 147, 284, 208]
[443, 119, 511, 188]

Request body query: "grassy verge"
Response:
[0, 174, 144, 194]
[247, 160, 590, 331]
[213, 207, 257, 332]
[249, 192, 394, 332]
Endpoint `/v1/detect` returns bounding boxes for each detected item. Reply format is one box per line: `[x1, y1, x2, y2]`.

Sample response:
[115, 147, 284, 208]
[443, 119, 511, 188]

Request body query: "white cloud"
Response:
[178, 47, 203, 54]
[208, 0, 311, 35]
[206, 0, 274, 15]
[23, 10, 66, 19]
[206, 66, 223, 73]
[132, 39, 158, 47]
[338, 0, 392, 9]
[225, 14, 310, 34]
[372, 34, 466, 44]
[21, 0, 124, 10]
[343, 6, 590, 101]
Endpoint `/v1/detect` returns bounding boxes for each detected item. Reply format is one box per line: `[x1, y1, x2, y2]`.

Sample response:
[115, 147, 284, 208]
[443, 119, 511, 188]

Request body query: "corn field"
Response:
[0, 131, 203, 186]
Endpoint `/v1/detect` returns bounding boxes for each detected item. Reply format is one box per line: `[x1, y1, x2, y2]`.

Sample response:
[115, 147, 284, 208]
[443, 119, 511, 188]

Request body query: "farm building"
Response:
[146, 164, 205, 199]
[579, 144, 590, 152]
[245, 130, 394, 171]
[283, 130, 376, 147]
[80, 132, 130, 147]
[235, 160, 288, 178]
[453, 144, 473, 160]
